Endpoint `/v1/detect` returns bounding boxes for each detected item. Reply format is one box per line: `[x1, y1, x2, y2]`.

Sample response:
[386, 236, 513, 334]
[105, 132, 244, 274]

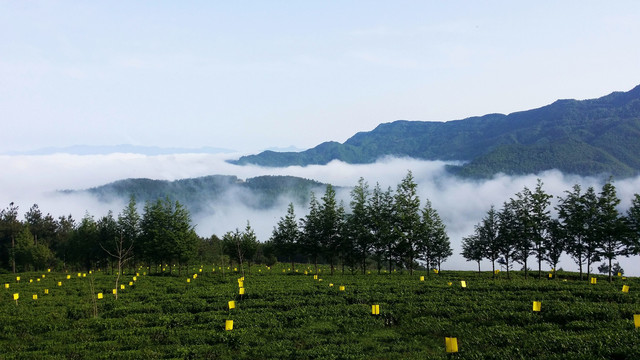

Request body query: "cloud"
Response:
[1, 153, 638, 275]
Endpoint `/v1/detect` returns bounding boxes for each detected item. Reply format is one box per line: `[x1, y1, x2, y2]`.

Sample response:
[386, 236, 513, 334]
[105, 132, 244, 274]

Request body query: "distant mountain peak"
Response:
[230, 84, 640, 178]
[5, 144, 236, 156]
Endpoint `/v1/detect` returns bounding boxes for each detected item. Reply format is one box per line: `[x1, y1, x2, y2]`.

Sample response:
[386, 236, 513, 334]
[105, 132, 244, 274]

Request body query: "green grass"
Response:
[1, 266, 639, 359]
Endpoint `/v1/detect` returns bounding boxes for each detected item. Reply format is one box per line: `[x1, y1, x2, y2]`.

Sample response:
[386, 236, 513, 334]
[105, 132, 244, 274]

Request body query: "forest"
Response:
[1, 172, 639, 280]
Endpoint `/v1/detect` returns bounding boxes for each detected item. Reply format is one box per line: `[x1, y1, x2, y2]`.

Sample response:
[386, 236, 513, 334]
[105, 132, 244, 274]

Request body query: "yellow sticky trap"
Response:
[44, 289, 49, 294]
[4, 283, 8, 289]
[187, 278, 191, 283]
[635, 314, 640, 329]
[461, 281, 467, 288]
[57, 282, 62, 287]
[77, 273, 81, 277]
[420, 276, 424, 281]
[445, 337, 458, 353]
[29, 279, 33, 283]
[590, 277, 597, 284]
[42, 274, 45, 278]
[120, 284, 125, 290]
[622, 285, 629, 293]
[193, 274, 197, 279]
[128, 282, 133, 286]
[282, 269, 286, 273]
[16, 276, 20, 282]
[319, 279, 323, 282]
[48, 269, 51, 272]
[112, 289, 117, 295]
[37, 279, 40, 282]
[618, 272, 622, 277]
[199, 269, 202, 273]
[32, 294, 37, 300]
[494, 269, 500, 274]
[225, 320, 233, 331]
[548, 273, 552, 278]
[433, 269, 439, 274]
[447, 282, 452, 286]
[234, 268, 238, 272]
[371, 304, 380, 315]
[304, 271, 308, 275]
[329, 283, 334, 287]
[97, 293, 103, 299]
[339, 286, 345, 291]
[313, 275, 318, 280]
[82, 273, 86, 277]
[13, 293, 19, 300]
[133, 276, 137, 281]
[66, 275, 71, 280]
[533, 301, 541, 312]
[228, 301, 235, 310]
[239, 288, 245, 295]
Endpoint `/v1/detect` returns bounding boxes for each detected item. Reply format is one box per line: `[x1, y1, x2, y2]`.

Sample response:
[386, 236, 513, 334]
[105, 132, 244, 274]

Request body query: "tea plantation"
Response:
[1, 266, 639, 359]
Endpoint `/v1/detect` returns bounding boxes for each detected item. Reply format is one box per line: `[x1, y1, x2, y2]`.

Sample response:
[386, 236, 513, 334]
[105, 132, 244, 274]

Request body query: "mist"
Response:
[1, 153, 639, 275]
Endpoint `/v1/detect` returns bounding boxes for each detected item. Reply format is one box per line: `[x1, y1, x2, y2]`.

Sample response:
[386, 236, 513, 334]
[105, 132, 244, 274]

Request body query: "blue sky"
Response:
[2, 1, 640, 153]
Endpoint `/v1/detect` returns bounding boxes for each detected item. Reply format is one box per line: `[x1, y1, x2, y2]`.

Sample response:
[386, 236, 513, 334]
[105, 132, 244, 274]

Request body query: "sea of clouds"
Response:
[1, 153, 639, 275]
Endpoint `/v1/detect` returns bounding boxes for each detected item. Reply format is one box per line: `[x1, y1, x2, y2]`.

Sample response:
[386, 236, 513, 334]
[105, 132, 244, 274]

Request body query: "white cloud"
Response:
[1, 153, 638, 275]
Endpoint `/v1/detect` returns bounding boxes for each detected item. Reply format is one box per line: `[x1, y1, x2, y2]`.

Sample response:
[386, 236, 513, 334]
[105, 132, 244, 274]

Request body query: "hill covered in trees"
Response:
[66, 175, 328, 212]
[230, 85, 640, 178]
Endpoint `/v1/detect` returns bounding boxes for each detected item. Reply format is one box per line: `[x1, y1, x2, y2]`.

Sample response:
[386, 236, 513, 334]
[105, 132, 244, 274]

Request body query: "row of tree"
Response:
[268, 171, 452, 275]
[461, 179, 640, 281]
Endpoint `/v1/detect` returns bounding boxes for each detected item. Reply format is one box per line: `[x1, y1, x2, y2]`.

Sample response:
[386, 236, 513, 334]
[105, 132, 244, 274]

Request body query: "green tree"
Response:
[626, 194, 640, 256]
[544, 219, 565, 278]
[419, 199, 451, 274]
[369, 183, 395, 273]
[348, 177, 372, 274]
[300, 192, 322, 273]
[479, 205, 501, 278]
[596, 181, 629, 282]
[461, 234, 483, 272]
[318, 185, 344, 275]
[270, 203, 300, 271]
[394, 171, 422, 275]
[497, 201, 519, 279]
[527, 179, 553, 278]
[556, 184, 588, 279]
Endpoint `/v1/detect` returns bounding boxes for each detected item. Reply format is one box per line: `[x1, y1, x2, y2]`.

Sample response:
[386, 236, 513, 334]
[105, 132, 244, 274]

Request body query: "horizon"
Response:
[2, 2, 640, 153]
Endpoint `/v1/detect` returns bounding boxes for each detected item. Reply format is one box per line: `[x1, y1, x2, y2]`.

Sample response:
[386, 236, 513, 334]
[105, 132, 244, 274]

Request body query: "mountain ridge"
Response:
[230, 85, 640, 177]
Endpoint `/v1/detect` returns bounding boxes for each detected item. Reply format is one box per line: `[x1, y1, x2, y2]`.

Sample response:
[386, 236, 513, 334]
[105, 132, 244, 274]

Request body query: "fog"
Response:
[1, 153, 639, 275]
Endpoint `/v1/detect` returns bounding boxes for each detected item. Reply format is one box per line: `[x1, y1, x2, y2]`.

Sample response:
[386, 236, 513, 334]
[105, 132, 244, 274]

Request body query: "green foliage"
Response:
[1, 268, 639, 359]
[232, 85, 640, 178]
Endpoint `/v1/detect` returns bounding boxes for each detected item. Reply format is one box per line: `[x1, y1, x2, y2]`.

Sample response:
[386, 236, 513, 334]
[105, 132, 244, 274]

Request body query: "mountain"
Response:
[6, 144, 235, 156]
[64, 175, 328, 212]
[230, 85, 640, 178]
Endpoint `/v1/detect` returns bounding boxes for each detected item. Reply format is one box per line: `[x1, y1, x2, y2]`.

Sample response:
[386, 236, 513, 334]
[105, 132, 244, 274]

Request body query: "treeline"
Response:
[462, 179, 640, 281]
[267, 171, 452, 275]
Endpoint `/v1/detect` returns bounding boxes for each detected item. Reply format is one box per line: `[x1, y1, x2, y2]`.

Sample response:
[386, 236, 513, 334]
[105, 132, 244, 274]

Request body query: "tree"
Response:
[527, 180, 553, 278]
[0, 202, 20, 273]
[557, 184, 587, 279]
[241, 222, 259, 274]
[497, 201, 518, 279]
[318, 185, 344, 275]
[544, 219, 565, 277]
[300, 192, 322, 273]
[510, 193, 533, 279]
[270, 203, 300, 271]
[117, 195, 141, 264]
[596, 181, 629, 282]
[627, 194, 640, 256]
[349, 177, 372, 274]
[419, 199, 451, 273]
[140, 197, 198, 274]
[369, 183, 395, 273]
[479, 205, 501, 278]
[461, 234, 484, 273]
[394, 171, 422, 275]
[581, 187, 602, 279]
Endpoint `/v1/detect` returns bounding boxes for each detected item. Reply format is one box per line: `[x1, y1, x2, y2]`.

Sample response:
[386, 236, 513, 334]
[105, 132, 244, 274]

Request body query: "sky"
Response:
[1, 2, 640, 275]
[2, 1, 640, 153]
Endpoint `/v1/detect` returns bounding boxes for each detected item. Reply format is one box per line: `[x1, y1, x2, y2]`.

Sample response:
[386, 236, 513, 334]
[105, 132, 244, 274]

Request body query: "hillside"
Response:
[230, 85, 640, 177]
[66, 175, 327, 212]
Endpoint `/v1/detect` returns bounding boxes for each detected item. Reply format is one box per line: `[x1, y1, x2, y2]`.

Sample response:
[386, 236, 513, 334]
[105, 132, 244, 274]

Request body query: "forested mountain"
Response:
[231, 85, 640, 177]
[67, 175, 327, 211]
